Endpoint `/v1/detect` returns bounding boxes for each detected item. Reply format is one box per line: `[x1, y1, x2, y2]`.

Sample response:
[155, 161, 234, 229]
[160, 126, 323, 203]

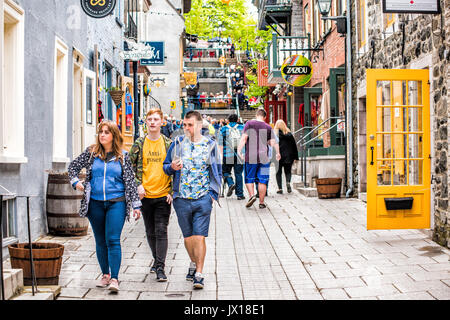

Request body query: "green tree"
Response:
[185, 0, 271, 56]
[185, 0, 271, 103]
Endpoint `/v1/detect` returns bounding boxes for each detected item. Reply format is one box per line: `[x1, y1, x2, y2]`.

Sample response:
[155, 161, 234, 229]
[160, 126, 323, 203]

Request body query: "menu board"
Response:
[383, 0, 440, 13]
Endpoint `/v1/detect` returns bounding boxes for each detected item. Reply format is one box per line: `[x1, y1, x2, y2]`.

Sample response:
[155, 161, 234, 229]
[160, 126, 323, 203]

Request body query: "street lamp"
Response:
[317, 0, 332, 17]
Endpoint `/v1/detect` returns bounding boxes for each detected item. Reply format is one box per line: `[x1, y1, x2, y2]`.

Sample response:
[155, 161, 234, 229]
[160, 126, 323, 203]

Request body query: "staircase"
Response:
[240, 109, 256, 121]
[2, 263, 60, 300]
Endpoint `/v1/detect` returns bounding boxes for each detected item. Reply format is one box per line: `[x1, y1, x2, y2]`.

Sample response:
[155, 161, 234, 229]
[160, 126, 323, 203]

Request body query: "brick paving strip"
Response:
[6, 172, 450, 300]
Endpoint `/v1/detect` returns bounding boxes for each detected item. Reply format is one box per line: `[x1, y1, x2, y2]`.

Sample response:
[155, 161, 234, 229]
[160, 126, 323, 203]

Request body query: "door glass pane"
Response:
[393, 160, 407, 185]
[377, 134, 391, 159]
[408, 107, 422, 132]
[392, 107, 406, 132]
[377, 160, 392, 185]
[392, 134, 407, 159]
[392, 81, 407, 106]
[408, 134, 423, 159]
[86, 78, 93, 125]
[376, 81, 391, 105]
[408, 81, 422, 105]
[377, 108, 391, 132]
[409, 160, 423, 185]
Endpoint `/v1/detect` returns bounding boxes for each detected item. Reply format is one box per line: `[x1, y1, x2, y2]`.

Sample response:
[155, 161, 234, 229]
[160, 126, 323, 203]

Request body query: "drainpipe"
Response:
[345, 0, 353, 198]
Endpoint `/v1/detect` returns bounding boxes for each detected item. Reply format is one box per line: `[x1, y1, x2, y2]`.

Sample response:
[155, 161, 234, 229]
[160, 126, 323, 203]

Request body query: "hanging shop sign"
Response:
[281, 55, 313, 87]
[183, 72, 198, 86]
[140, 42, 165, 65]
[80, 0, 117, 19]
[121, 42, 165, 65]
[170, 101, 176, 110]
[219, 56, 226, 66]
[382, 0, 440, 14]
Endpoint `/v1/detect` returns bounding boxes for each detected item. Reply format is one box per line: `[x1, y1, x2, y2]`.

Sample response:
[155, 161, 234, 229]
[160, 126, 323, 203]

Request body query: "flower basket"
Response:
[109, 90, 124, 106]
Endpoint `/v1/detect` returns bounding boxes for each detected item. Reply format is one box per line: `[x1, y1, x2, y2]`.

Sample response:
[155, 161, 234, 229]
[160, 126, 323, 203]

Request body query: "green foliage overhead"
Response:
[184, 0, 271, 56]
[185, 0, 271, 101]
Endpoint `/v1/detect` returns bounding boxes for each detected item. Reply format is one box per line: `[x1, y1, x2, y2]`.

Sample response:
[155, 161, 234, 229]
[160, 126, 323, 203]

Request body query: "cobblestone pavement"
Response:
[11, 173, 450, 300]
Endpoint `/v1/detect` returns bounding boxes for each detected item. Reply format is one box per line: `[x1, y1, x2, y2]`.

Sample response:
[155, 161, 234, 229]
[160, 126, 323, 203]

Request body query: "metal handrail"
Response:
[296, 116, 344, 145]
[292, 125, 314, 135]
[295, 117, 344, 188]
[301, 120, 343, 147]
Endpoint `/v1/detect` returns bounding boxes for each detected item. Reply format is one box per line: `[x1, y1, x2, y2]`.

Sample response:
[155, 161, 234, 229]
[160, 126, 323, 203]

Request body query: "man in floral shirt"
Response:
[163, 111, 222, 290]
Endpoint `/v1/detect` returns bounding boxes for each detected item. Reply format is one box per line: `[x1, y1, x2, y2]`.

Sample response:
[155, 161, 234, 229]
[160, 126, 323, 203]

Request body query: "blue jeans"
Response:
[223, 160, 244, 197]
[87, 199, 127, 280]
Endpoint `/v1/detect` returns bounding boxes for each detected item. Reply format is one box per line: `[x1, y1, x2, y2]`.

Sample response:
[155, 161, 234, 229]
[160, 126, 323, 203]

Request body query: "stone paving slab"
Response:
[4, 170, 449, 300]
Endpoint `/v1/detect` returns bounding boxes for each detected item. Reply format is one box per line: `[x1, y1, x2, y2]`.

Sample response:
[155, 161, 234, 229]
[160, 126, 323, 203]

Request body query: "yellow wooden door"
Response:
[367, 69, 430, 230]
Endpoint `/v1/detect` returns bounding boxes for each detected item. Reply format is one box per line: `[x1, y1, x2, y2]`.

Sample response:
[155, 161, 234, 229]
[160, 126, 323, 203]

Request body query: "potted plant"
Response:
[106, 86, 124, 106]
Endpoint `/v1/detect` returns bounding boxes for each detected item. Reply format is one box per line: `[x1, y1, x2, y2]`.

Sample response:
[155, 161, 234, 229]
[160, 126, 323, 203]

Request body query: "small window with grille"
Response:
[1, 196, 17, 239]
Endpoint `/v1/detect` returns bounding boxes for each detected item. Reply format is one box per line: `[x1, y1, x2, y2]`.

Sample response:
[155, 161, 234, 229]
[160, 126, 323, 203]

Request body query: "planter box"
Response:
[8, 243, 64, 286]
[316, 178, 342, 199]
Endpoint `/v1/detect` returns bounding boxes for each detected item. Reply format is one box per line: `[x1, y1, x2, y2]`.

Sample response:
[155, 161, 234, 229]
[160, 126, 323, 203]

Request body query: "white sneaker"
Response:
[108, 278, 120, 293]
[96, 274, 111, 288]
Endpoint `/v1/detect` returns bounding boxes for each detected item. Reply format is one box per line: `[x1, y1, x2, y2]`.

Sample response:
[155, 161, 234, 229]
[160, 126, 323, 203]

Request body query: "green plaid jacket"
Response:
[129, 134, 173, 193]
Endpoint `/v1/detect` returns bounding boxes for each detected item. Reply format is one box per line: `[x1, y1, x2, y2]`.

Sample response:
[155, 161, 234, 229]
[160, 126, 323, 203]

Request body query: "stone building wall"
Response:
[350, 0, 449, 248]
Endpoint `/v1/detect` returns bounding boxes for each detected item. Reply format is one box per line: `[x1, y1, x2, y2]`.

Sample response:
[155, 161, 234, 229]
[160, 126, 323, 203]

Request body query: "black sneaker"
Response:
[150, 265, 157, 274]
[277, 189, 283, 194]
[193, 276, 204, 289]
[227, 184, 236, 197]
[237, 196, 245, 200]
[186, 267, 196, 281]
[246, 195, 257, 208]
[156, 268, 167, 282]
[259, 203, 267, 209]
[287, 184, 292, 193]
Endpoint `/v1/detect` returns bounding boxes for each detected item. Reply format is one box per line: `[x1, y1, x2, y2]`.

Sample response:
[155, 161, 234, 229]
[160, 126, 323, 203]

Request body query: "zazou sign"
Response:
[281, 55, 313, 87]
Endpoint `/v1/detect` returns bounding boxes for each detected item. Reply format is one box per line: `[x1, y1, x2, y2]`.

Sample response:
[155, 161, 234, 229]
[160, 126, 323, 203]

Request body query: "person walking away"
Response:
[163, 111, 222, 289]
[129, 109, 173, 282]
[68, 120, 142, 293]
[238, 108, 280, 209]
[274, 119, 299, 194]
[230, 43, 235, 58]
[219, 113, 245, 200]
[161, 114, 173, 138]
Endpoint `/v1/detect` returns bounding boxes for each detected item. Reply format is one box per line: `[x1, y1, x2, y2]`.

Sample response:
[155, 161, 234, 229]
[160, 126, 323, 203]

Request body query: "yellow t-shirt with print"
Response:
[142, 136, 171, 198]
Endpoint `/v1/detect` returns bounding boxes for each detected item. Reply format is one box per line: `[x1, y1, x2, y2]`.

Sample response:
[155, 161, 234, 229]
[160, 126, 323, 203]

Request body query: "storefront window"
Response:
[310, 94, 322, 143]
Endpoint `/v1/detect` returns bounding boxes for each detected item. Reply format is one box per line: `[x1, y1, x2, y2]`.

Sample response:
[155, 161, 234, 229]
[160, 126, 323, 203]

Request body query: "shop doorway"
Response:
[366, 69, 431, 230]
[72, 55, 84, 158]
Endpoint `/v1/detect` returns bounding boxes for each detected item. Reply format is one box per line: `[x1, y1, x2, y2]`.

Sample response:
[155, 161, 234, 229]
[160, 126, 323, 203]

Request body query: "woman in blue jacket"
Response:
[68, 120, 141, 293]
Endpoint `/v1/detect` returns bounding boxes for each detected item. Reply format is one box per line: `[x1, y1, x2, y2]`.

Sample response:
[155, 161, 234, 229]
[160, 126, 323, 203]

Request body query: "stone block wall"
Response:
[350, 0, 449, 248]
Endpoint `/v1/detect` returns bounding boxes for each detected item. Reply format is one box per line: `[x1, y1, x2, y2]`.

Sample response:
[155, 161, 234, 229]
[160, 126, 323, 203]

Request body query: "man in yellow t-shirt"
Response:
[129, 109, 172, 282]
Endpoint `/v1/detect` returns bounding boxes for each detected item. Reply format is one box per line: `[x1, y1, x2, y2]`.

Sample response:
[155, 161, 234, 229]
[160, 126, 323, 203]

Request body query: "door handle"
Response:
[370, 146, 374, 165]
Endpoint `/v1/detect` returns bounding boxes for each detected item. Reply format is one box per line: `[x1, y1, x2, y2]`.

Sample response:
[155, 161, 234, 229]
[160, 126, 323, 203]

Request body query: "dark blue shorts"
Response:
[173, 194, 213, 238]
[244, 162, 271, 185]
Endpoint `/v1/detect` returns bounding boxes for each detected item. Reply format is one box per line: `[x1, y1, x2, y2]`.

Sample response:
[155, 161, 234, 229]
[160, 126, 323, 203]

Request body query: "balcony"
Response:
[125, 13, 138, 41]
[183, 67, 228, 79]
[267, 33, 310, 83]
[256, 0, 292, 32]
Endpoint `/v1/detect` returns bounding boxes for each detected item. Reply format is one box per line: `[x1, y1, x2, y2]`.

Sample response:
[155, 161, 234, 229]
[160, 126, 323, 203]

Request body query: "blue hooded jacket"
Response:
[163, 135, 222, 202]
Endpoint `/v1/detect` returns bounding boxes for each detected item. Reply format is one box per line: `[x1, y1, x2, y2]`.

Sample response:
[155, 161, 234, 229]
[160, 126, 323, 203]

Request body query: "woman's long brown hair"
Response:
[90, 120, 124, 163]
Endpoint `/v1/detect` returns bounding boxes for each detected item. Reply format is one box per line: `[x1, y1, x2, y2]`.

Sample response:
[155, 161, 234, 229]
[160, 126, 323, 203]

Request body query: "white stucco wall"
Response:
[142, 0, 185, 117]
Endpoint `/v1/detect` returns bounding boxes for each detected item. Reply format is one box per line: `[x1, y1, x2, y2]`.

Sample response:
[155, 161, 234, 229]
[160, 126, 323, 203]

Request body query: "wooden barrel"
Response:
[46, 173, 88, 236]
[316, 178, 342, 199]
[8, 243, 64, 285]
